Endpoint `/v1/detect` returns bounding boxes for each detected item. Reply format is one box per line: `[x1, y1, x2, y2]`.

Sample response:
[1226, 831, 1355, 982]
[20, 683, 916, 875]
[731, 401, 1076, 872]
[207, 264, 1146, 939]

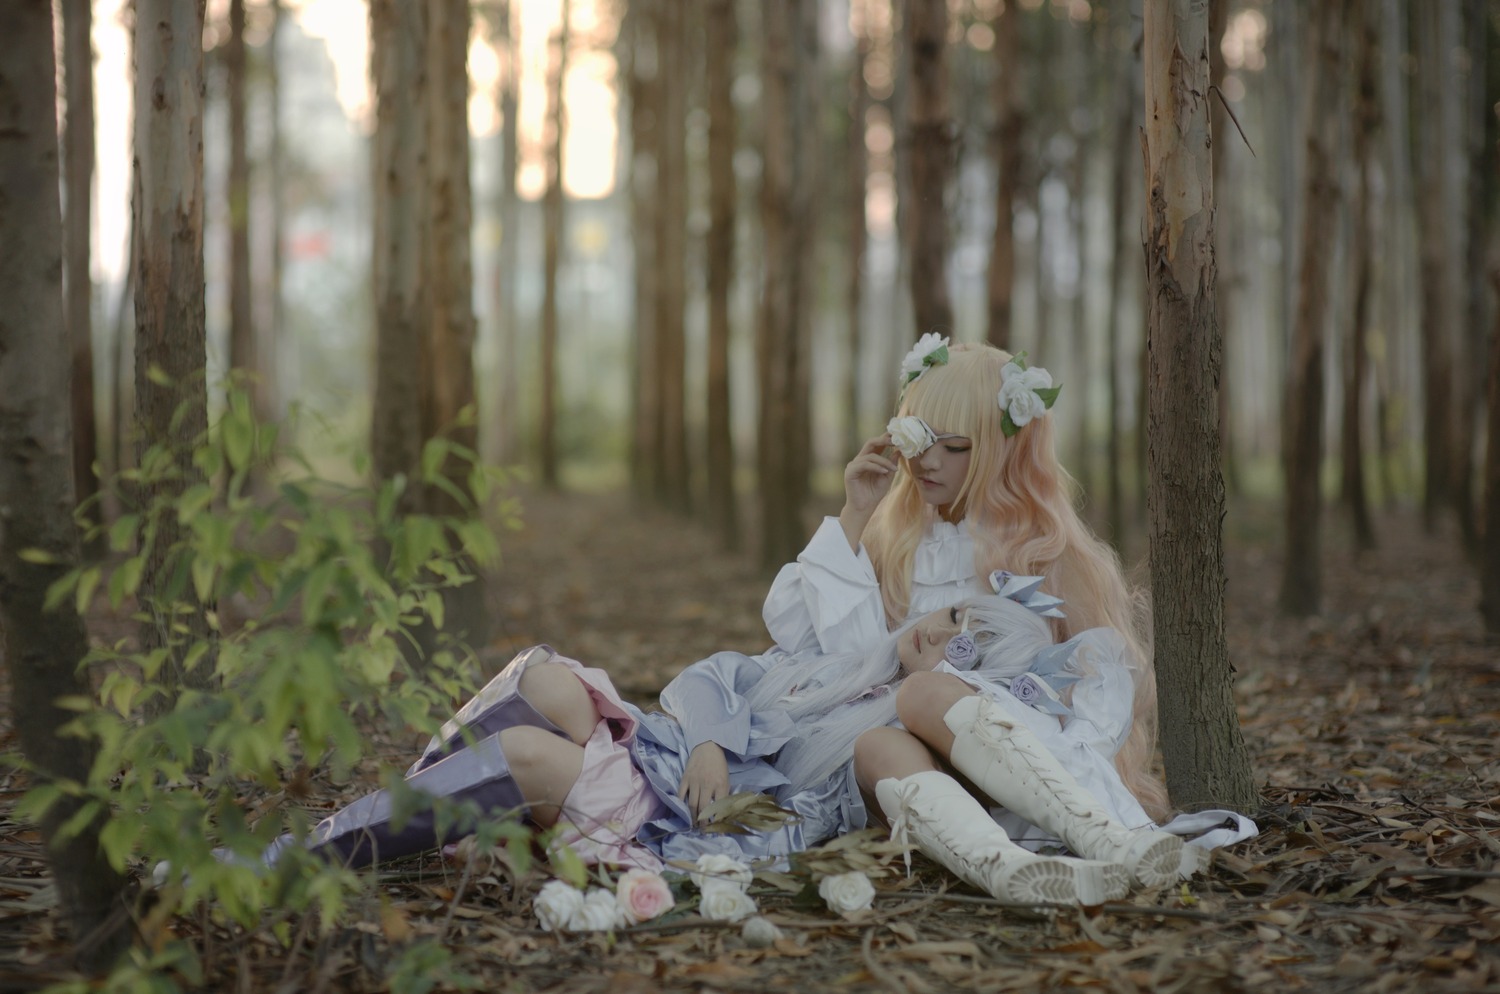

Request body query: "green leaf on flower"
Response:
[1036, 385, 1062, 407]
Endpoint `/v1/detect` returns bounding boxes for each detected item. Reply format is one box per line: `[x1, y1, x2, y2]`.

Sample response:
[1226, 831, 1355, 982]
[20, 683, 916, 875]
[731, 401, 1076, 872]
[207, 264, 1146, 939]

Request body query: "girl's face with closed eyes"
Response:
[907, 429, 972, 513]
[898, 604, 967, 674]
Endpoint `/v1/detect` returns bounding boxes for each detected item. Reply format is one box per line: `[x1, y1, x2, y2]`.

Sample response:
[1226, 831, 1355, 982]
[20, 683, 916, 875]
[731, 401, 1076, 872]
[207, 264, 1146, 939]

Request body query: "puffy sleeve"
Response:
[656, 650, 798, 760]
[762, 517, 892, 656]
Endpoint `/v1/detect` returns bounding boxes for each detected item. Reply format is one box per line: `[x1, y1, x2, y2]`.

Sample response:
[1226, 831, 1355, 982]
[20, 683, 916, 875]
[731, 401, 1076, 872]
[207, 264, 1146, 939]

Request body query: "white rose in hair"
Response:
[698, 878, 758, 922]
[567, 887, 625, 931]
[899, 332, 950, 381]
[886, 416, 936, 459]
[689, 853, 753, 891]
[818, 871, 875, 915]
[1001, 387, 1049, 428]
[534, 880, 586, 931]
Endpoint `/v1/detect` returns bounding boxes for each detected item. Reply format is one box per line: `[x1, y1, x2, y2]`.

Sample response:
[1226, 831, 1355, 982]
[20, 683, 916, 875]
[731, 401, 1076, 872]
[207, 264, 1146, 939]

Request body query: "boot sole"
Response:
[1120, 831, 1184, 890]
[997, 856, 1129, 906]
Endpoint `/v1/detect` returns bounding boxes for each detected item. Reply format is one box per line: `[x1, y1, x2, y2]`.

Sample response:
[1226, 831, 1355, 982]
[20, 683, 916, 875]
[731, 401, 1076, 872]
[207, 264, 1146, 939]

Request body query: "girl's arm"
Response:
[656, 650, 795, 759]
[762, 516, 892, 656]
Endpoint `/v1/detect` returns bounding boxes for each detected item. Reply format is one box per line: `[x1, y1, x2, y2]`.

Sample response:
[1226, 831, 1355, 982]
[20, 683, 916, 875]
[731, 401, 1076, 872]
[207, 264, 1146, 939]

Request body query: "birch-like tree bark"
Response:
[1142, 0, 1256, 812]
[845, 0, 871, 458]
[0, 1, 128, 966]
[705, 0, 740, 548]
[1279, 0, 1345, 616]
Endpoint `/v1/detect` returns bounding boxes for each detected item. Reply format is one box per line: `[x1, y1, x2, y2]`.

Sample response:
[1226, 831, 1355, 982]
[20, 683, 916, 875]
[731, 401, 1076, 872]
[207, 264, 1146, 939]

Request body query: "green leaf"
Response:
[421, 438, 449, 483]
[18, 547, 59, 565]
[44, 568, 80, 613]
[176, 482, 216, 524]
[1035, 384, 1062, 408]
[107, 514, 139, 553]
[223, 406, 254, 471]
[146, 364, 174, 387]
[74, 566, 102, 615]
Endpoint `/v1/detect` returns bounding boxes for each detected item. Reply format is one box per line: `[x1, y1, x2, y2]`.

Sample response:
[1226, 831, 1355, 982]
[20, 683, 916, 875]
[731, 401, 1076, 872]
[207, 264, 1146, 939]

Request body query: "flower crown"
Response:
[997, 352, 1060, 437]
[893, 337, 1061, 443]
[897, 333, 950, 392]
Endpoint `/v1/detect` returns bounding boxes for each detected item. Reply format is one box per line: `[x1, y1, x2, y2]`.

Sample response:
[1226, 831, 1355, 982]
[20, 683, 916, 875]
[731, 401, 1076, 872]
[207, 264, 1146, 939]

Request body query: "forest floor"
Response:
[4, 486, 1500, 993]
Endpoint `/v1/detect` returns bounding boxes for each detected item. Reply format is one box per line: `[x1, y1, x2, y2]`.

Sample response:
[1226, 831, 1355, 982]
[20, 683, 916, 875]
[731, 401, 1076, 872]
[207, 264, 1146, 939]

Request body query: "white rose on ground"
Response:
[615, 869, 675, 924]
[818, 871, 876, 915]
[698, 878, 758, 922]
[567, 887, 624, 931]
[534, 880, 586, 931]
[741, 915, 785, 947]
[689, 853, 753, 891]
[886, 416, 936, 459]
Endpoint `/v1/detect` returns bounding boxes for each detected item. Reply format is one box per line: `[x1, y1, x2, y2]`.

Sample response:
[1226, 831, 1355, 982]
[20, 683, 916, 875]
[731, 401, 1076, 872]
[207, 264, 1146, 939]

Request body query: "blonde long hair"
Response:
[863, 342, 1169, 821]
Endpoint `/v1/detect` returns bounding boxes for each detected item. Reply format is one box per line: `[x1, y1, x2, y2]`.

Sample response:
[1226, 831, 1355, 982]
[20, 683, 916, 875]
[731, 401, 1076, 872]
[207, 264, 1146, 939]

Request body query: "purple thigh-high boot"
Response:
[264, 645, 570, 869]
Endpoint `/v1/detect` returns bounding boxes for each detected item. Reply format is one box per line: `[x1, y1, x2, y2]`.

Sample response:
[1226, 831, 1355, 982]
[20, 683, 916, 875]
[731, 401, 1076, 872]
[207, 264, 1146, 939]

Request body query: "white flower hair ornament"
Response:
[996, 351, 1061, 437]
[886, 416, 937, 459]
[898, 333, 950, 392]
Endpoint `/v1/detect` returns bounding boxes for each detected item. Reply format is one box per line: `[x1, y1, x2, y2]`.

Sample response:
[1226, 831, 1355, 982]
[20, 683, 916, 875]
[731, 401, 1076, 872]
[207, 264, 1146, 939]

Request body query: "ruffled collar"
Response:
[911, 516, 977, 586]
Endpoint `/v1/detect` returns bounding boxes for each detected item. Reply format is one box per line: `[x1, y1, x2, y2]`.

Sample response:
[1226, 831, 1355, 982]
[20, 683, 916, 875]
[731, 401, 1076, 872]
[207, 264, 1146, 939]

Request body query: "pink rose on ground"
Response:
[615, 869, 675, 924]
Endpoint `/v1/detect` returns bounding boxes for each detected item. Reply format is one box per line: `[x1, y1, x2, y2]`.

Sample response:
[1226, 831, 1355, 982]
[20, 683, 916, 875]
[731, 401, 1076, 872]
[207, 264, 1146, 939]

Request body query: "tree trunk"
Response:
[226, 0, 256, 417]
[655, 0, 689, 510]
[986, 0, 1022, 348]
[1482, 270, 1500, 632]
[1104, 8, 1138, 552]
[493, 0, 521, 463]
[1458, 0, 1493, 548]
[1415, 1, 1460, 531]
[421, 0, 478, 480]
[705, 0, 740, 549]
[1142, 0, 1257, 813]
[1279, 0, 1345, 616]
[905, 0, 953, 337]
[757, 0, 818, 570]
[62, 0, 99, 538]
[1342, 0, 1379, 554]
[1209, 0, 1236, 495]
[370, 0, 427, 491]
[626, 0, 660, 502]
[134, 0, 213, 698]
[539, 6, 569, 489]
[267, 0, 286, 422]
[0, 2, 129, 967]
[845, 0, 870, 459]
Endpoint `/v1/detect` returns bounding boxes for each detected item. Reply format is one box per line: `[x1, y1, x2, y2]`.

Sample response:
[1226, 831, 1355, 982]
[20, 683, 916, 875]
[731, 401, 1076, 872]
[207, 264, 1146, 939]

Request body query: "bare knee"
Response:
[518, 661, 599, 744]
[499, 725, 584, 826]
[853, 727, 938, 795]
[895, 671, 974, 744]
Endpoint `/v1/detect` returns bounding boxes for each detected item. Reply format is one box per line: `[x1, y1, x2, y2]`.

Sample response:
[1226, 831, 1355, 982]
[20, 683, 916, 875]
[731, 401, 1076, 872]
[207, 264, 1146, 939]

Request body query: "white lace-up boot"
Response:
[875, 771, 1129, 906]
[944, 694, 1183, 890]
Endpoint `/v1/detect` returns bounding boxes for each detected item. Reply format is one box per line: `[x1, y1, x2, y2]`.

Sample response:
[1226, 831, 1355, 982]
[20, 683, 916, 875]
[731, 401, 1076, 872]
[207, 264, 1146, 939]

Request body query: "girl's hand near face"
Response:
[839, 434, 899, 551]
[679, 741, 731, 823]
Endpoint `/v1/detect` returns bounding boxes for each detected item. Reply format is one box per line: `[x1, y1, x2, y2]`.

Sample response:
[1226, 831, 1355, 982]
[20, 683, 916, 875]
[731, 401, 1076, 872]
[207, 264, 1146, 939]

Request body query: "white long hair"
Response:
[746, 595, 1059, 794]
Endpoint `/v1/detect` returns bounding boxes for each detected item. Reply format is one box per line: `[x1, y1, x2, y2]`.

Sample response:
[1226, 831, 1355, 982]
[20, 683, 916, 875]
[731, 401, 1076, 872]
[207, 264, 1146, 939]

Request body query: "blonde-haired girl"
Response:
[764, 338, 1253, 897]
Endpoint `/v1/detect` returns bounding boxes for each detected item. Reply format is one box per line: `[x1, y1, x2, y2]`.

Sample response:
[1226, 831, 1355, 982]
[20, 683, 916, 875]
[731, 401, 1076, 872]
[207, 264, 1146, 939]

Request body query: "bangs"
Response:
[902, 344, 1009, 444]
